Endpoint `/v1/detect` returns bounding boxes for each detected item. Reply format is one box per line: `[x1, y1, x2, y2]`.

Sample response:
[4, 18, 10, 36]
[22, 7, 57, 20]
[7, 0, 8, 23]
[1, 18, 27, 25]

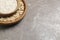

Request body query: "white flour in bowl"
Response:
[0, 0, 17, 14]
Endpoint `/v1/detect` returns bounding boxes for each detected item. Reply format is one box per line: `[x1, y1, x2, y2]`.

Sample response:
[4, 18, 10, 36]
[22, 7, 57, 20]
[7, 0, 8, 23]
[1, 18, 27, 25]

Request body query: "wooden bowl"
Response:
[0, 0, 27, 25]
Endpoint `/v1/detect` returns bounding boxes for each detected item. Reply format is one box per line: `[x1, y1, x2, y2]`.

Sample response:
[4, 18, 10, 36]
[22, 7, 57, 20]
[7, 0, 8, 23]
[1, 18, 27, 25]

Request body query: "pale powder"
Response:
[0, 0, 17, 14]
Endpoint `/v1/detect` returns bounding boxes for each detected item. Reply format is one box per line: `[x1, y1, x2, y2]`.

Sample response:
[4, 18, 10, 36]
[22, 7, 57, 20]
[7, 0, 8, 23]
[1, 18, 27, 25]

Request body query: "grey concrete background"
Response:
[0, 0, 60, 40]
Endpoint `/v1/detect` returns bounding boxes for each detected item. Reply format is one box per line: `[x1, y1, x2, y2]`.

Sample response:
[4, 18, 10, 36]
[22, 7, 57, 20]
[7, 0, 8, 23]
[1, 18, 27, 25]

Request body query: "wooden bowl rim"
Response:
[0, 0, 27, 25]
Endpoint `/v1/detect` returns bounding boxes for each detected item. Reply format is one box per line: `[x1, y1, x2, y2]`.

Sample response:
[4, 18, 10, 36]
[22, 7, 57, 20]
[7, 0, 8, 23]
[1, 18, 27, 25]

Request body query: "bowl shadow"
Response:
[0, 19, 23, 30]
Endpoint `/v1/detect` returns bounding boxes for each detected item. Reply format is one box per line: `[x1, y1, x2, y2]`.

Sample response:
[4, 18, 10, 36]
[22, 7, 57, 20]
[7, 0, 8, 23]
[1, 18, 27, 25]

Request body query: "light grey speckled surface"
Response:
[0, 0, 60, 40]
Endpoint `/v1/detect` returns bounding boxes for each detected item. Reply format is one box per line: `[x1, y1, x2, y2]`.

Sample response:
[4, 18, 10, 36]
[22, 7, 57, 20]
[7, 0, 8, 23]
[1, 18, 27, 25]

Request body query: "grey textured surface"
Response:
[0, 0, 60, 40]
